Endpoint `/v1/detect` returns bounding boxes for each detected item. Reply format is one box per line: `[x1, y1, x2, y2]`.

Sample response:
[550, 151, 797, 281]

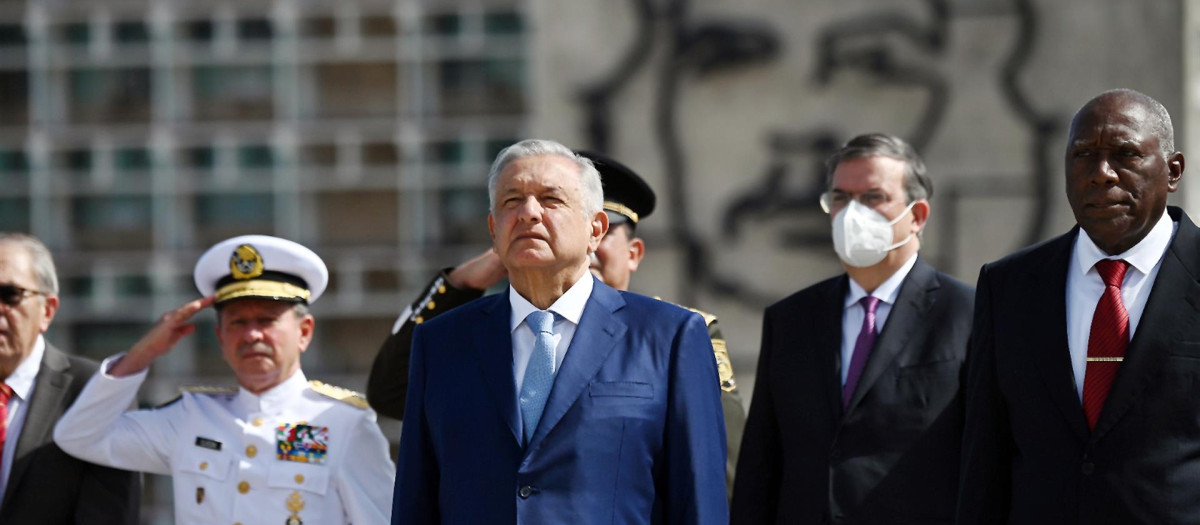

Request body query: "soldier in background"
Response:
[368, 150, 746, 494]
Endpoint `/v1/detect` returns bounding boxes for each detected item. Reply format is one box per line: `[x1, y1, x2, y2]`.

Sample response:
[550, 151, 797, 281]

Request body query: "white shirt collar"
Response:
[234, 368, 309, 415]
[6, 335, 44, 401]
[509, 272, 594, 332]
[1074, 210, 1174, 278]
[845, 254, 919, 309]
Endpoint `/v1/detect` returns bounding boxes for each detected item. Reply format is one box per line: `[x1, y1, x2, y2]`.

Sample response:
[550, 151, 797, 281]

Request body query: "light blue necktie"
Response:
[519, 310, 557, 444]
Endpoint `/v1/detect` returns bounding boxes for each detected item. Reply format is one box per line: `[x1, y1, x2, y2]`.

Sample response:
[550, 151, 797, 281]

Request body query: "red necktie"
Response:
[1082, 259, 1129, 431]
[0, 382, 12, 471]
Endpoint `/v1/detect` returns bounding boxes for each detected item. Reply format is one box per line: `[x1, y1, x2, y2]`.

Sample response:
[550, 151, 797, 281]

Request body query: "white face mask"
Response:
[831, 199, 917, 268]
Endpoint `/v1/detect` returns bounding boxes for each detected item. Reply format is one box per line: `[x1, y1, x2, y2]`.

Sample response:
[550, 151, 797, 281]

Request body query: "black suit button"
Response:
[519, 485, 535, 498]
[1081, 462, 1095, 475]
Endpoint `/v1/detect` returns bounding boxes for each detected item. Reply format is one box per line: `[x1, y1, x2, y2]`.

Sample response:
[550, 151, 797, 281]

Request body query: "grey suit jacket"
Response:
[0, 343, 140, 525]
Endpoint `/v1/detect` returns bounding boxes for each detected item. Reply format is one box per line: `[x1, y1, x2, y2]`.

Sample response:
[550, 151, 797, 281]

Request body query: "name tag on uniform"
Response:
[276, 424, 329, 464]
[195, 437, 222, 451]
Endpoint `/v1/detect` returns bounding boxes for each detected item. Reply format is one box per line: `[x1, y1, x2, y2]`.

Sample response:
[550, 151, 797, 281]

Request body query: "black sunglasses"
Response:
[0, 284, 45, 308]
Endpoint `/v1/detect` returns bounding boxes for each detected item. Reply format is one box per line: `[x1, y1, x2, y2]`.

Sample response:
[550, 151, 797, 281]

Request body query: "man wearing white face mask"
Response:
[732, 133, 974, 525]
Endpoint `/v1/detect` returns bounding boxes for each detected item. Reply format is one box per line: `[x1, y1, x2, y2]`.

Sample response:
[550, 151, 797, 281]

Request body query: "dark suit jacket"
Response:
[0, 344, 140, 525]
[392, 280, 729, 525]
[958, 206, 1200, 525]
[732, 257, 973, 525]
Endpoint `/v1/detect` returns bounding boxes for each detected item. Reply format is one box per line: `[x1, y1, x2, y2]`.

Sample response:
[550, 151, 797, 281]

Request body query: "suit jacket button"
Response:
[1081, 462, 1095, 475]
[519, 486, 534, 499]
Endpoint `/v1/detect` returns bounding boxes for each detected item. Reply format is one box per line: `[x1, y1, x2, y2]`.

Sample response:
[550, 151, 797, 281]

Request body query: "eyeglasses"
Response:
[0, 284, 45, 308]
[818, 190, 893, 214]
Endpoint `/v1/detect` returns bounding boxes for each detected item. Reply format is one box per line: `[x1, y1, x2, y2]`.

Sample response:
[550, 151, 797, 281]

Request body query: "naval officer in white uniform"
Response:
[53, 234, 394, 525]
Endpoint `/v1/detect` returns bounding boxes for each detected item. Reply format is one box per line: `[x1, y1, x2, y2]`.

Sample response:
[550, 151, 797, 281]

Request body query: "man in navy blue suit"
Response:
[392, 139, 728, 524]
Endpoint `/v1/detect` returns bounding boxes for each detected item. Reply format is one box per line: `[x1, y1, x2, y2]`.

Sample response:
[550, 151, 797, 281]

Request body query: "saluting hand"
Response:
[108, 295, 217, 377]
[447, 248, 508, 291]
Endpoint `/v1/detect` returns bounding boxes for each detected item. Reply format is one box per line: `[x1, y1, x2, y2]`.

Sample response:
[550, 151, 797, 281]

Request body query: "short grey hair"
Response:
[824, 133, 933, 204]
[486, 139, 604, 216]
[1079, 88, 1175, 157]
[0, 233, 59, 295]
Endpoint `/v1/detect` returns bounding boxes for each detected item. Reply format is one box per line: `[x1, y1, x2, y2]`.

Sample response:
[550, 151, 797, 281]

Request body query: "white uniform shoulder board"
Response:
[309, 380, 370, 410]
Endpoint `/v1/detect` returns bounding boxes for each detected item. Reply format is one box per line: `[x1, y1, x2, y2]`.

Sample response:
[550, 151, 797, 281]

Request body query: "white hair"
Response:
[0, 233, 59, 295]
[486, 139, 604, 216]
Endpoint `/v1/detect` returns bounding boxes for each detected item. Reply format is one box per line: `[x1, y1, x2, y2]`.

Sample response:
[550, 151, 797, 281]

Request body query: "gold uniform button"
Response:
[415, 316, 424, 324]
[235, 523, 242, 525]
[295, 474, 305, 484]
[237, 481, 250, 494]
[252, 417, 263, 427]
[199, 461, 208, 471]
[245, 445, 257, 458]
[438, 285, 446, 294]
[426, 300, 436, 310]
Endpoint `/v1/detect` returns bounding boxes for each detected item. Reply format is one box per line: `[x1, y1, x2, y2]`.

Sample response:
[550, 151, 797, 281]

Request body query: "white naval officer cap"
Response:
[194, 234, 329, 306]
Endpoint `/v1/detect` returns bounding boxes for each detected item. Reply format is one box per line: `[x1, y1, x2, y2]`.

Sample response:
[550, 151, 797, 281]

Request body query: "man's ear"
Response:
[297, 314, 315, 353]
[628, 237, 646, 273]
[38, 295, 59, 333]
[910, 199, 930, 234]
[1168, 151, 1184, 192]
[589, 211, 609, 252]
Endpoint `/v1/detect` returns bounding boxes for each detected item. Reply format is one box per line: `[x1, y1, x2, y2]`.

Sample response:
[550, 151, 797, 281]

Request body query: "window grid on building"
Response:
[0, 1, 526, 520]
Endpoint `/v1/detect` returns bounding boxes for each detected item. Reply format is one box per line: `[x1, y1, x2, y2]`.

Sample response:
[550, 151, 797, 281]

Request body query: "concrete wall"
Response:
[526, 0, 1184, 393]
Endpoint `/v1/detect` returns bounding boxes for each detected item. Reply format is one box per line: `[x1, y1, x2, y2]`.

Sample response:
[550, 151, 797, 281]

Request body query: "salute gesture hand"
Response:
[108, 296, 217, 377]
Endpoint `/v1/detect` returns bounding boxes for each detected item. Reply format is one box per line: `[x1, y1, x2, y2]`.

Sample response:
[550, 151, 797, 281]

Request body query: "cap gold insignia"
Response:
[230, 244, 265, 281]
[603, 201, 639, 223]
[285, 490, 305, 525]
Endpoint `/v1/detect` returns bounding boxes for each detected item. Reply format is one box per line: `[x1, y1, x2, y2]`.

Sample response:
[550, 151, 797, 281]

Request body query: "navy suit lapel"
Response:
[476, 292, 522, 446]
[1093, 208, 1200, 441]
[4, 344, 72, 507]
[1027, 230, 1090, 442]
[845, 258, 938, 413]
[524, 281, 626, 454]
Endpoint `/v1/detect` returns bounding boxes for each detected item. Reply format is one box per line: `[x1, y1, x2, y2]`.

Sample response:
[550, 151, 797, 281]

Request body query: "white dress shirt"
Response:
[509, 272, 594, 393]
[0, 334, 43, 499]
[1066, 212, 1175, 400]
[840, 254, 919, 385]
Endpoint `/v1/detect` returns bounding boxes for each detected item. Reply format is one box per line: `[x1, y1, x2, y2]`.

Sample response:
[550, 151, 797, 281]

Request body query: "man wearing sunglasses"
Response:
[0, 233, 140, 524]
[731, 133, 973, 525]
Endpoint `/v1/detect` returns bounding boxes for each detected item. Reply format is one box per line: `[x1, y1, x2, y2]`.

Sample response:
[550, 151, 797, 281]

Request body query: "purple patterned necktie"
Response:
[843, 296, 880, 408]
